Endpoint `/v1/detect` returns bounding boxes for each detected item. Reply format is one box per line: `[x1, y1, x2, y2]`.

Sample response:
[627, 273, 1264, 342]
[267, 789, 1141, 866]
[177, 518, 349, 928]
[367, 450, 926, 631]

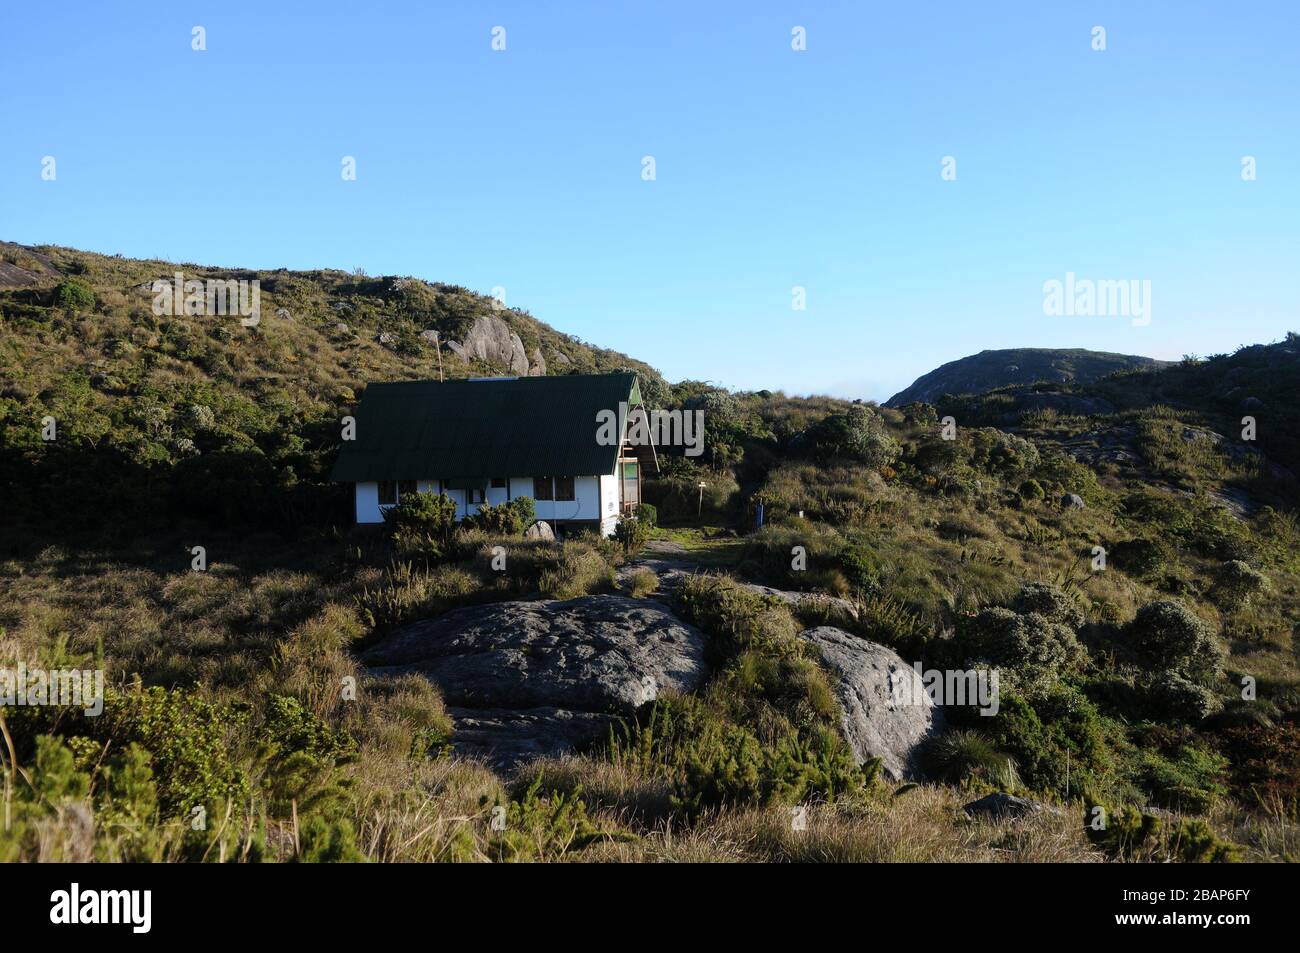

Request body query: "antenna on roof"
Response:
[433, 331, 444, 382]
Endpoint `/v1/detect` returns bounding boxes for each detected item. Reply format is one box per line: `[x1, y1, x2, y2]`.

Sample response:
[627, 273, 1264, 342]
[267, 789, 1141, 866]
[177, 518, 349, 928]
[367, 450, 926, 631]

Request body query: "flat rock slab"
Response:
[362, 595, 709, 766]
[447, 706, 622, 769]
[798, 626, 942, 781]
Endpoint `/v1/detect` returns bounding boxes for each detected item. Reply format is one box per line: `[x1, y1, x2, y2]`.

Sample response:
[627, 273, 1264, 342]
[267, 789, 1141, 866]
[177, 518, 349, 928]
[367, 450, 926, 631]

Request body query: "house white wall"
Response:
[354, 474, 618, 536]
[599, 473, 619, 536]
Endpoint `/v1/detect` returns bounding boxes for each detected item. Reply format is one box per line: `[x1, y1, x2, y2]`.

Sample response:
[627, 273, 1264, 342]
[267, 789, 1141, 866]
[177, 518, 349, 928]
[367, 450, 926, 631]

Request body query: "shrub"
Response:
[1213, 559, 1268, 610]
[294, 816, 366, 863]
[1012, 582, 1087, 630]
[1111, 537, 1171, 579]
[488, 773, 617, 861]
[383, 490, 457, 542]
[1126, 600, 1222, 681]
[986, 689, 1112, 800]
[636, 502, 658, 528]
[806, 405, 900, 469]
[1018, 479, 1045, 501]
[613, 514, 651, 553]
[959, 607, 1087, 699]
[673, 575, 798, 663]
[1138, 744, 1229, 814]
[1139, 671, 1220, 722]
[54, 279, 95, 311]
[469, 497, 536, 536]
[1085, 804, 1238, 862]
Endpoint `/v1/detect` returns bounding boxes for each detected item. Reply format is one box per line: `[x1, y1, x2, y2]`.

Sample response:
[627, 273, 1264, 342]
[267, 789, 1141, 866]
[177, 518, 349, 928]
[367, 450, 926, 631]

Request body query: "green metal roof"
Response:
[330, 373, 642, 482]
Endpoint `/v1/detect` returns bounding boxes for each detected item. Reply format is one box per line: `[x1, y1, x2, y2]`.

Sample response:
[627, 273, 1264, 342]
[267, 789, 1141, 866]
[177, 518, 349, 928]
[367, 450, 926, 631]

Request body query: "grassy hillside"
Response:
[0, 241, 666, 540]
[2, 242, 1297, 863]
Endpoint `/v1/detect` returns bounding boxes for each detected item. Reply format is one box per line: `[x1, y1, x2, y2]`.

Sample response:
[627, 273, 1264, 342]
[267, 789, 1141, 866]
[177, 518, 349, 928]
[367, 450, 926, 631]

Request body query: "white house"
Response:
[331, 372, 654, 537]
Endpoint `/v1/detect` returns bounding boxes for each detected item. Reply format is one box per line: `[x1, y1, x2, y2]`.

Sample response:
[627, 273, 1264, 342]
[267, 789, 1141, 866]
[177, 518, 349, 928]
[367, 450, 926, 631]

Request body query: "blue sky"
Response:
[2, 1, 1297, 400]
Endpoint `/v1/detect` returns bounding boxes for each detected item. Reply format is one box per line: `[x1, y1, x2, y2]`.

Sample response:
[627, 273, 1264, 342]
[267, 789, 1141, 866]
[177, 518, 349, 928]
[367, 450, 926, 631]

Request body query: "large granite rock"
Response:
[797, 626, 942, 780]
[458, 314, 530, 375]
[739, 583, 860, 622]
[362, 595, 709, 766]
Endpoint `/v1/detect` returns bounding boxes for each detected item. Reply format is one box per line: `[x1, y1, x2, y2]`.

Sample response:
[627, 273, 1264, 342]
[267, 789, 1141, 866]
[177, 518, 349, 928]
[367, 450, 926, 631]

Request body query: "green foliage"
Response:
[1138, 671, 1220, 722]
[383, 490, 457, 542]
[468, 496, 536, 535]
[1110, 536, 1172, 580]
[609, 574, 878, 818]
[54, 279, 95, 311]
[610, 695, 876, 819]
[1012, 582, 1087, 629]
[806, 404, 900, 469]
[674, 575, 798, 663]
[488, 773, 618, 861]
[636, 502, 658, 528]
[1085, 803, 1238, 862]
[1137, 742, 1229, 814]
[1018, 478, 1045, 501]
[264, 694, 356, 761]
[93, 686, 251, 816]
[1126, 601, 1222, 682]
[1213, 559, 1269, 611]
[985, 689, 1115, 800]
[613, 513, 651, 553]
[919, 729, 1020, 791]
[958, 607, 1087, 700]
[294, 816, 366, 863]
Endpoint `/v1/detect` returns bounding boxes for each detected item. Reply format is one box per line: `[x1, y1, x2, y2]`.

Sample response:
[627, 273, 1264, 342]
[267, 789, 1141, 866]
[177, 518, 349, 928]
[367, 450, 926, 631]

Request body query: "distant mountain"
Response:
[885, 348, 1168, 408]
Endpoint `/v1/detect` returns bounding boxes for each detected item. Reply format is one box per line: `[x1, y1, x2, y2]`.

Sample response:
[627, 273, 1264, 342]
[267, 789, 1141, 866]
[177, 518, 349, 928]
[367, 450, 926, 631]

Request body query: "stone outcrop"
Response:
[362, 595, 709, 766]
[459, 314, 530, 375]
[797, 626, 942, 780]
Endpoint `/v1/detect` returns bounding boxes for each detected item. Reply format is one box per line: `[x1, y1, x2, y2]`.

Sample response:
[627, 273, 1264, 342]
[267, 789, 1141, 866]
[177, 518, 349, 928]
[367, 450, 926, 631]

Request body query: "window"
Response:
[490, 477, 507, 489]
[398, 480, 417, 499]
[468, 487, 486, 504]
[532, 477, 553, 501]
[378, 480, 397, 505]
[555, 476, 575, 501]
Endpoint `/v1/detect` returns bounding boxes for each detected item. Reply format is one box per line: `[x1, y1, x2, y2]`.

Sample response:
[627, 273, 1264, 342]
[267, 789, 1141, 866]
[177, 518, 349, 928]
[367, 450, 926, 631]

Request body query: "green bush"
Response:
[636, 502, 658, 528]
[383, 490, 457, 542]
[1018, 479, 1046, 501]
[294, 816, 366, 863]
[806, 405, 900, 469]
[54, 279, 95, 311]
[1085, 803, 1237, 862]
[1111, 537, 1172, 579]
[1012, 582, 1086, 630]
[959, 607, 1087, 699]
[1139, 671, 1220, 722]
[613, 514, 651, 553]
[1213, 559, 1268, 610]
[488, 773, 617, 861]
[1126, 600, 1222, 681]
[469, 496, 536, 535]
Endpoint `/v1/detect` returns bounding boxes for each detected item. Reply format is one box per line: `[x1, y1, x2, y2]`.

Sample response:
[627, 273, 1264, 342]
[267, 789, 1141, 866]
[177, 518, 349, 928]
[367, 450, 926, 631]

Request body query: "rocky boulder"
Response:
[740, 583, 860, 622]
[963, 792, 1061, 821]
[524, 520, 555, 541]
[797, 626, 942, 780]
[362, 595, 709, 766]
[459, 314, 530, 375]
